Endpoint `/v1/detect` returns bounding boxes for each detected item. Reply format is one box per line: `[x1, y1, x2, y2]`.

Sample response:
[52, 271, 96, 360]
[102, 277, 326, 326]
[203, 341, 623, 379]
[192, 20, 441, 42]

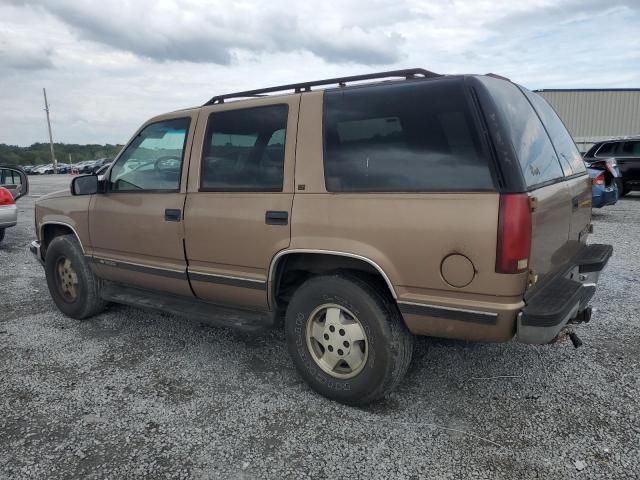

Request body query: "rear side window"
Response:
[201, 105, 288, 192]
[621, 141, 640, 156]
[595, 142, 616, 157]
[522, 89, 586, 176]
[323, 79, 494, 192]
[478, 77, 564, 188]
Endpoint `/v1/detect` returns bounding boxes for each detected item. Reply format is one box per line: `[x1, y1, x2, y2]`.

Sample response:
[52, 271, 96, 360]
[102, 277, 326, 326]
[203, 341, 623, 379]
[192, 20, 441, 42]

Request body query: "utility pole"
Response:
[43, 88, 57, 173]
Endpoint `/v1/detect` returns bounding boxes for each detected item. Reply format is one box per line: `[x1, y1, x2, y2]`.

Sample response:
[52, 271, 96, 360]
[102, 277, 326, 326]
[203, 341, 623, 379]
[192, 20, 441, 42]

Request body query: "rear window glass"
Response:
[478, 77, 564, 188]
[621, 141, 640, 156]
[323, 79, 494, 192]
[522, 88, 586, 175]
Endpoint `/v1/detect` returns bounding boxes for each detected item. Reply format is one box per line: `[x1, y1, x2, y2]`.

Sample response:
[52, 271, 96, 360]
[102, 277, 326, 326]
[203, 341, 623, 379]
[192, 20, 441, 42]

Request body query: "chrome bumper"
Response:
[30, 240, 44, 266]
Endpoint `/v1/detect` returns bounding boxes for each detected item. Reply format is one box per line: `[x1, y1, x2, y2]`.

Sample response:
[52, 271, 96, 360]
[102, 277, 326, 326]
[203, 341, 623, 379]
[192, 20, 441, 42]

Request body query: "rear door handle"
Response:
[265, 210, 288, 225]
[165, 208, 182, 222]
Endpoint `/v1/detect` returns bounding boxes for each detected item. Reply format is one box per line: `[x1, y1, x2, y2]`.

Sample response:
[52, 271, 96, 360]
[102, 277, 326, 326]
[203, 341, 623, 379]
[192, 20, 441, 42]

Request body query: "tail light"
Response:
[592, 172, 605, 186]
[496, 193, 532, 274]
[0, 187, 15, 206]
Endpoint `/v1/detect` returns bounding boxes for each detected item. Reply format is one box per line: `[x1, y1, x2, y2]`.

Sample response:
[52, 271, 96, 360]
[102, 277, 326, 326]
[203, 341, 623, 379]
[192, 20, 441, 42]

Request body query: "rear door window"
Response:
[478, 77, 564, 189]
[521, 88, 586, 175]
[323, 78, 494, 192]
[201, 105, 288, 191]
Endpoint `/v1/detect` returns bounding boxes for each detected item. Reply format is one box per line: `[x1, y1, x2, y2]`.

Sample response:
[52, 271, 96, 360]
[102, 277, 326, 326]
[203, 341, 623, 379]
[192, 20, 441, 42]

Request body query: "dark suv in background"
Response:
[584, 137, 640, 196]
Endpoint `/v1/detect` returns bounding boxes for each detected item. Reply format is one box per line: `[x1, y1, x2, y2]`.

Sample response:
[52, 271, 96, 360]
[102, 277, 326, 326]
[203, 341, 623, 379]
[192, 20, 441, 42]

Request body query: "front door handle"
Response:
[165, 208, 182, 222]
[265, 210, 288, 225]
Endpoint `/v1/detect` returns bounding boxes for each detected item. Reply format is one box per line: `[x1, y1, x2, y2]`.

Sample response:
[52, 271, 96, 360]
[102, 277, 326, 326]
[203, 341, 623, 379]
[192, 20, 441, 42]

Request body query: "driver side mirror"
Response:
[71, 174, 98, 195]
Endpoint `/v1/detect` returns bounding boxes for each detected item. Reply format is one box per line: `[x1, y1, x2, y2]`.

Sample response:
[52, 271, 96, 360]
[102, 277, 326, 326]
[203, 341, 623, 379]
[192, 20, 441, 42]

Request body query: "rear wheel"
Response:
[285, 274, 413, 405]
[0, 228, 4, 243]
[45, 234, 106, 319]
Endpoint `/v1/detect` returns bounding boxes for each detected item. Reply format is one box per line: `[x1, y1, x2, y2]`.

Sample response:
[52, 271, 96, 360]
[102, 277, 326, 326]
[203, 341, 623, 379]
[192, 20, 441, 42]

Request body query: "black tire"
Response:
[45, 234, 106, 320]
[285, 274, 414, 405]
[0, 228, 4, 243]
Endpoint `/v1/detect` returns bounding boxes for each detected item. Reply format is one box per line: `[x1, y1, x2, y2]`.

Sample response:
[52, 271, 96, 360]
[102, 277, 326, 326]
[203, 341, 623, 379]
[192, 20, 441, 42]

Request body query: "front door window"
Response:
[109, 118, 190, 192]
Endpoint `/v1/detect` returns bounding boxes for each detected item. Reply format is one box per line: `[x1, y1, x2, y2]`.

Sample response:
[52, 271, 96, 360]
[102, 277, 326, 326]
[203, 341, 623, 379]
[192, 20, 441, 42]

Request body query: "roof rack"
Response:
[204, 68, 442, 105]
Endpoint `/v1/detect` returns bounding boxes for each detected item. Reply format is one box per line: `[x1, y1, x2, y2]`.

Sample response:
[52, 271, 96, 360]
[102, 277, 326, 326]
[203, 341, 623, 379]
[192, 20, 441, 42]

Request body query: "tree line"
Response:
[0, 143, 124, 166]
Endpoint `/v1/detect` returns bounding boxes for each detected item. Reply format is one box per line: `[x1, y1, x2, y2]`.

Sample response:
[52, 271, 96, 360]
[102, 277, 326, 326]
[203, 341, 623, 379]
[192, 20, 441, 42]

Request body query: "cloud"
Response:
[0, 15, 55, 71]
[12, 0, 406, 65]
[0, 0, 638, 146]
[0, 44, 53, 70]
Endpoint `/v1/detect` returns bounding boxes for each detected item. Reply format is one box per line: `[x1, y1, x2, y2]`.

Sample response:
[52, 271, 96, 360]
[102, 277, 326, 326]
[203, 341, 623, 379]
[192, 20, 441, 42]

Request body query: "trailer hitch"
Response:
[551, 306, 592, 348]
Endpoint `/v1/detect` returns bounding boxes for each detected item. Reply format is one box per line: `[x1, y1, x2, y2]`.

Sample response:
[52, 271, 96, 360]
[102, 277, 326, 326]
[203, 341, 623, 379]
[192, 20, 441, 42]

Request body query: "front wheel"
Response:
[285, 274, 414, 405]
[44, 234, 106, 319]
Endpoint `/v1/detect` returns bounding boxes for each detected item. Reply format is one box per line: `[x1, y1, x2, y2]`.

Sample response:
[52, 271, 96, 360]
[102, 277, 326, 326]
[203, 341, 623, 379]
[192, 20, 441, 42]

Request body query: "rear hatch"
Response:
[474, 76, 591, 285]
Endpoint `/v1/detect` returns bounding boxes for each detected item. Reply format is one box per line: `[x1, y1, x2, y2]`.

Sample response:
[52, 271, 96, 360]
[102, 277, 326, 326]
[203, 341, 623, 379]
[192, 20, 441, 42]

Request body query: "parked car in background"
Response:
[55, 163, 71, 174]
[588, 167, 619, 208]
[33, 164, 56, 175]
[22, 165, 34, 174]
[76, 160, 97, 174]
[584, 137, 640, 196]
[91, 157, 113, 173]
[0, 165, 29, 243]
[31, 69, 612, 405]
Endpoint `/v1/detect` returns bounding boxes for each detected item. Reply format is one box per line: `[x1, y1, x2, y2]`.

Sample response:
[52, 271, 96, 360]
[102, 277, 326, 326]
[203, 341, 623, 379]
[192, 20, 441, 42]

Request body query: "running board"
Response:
[100, 282, 275, 333]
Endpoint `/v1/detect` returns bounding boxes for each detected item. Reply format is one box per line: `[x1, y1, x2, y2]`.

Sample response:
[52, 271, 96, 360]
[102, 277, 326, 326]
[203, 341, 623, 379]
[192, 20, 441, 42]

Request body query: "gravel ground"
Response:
[1, 175, 639, 479]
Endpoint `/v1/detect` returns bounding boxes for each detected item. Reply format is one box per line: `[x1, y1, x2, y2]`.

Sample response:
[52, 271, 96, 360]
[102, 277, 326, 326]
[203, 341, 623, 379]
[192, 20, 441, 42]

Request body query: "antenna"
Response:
[43, 88, 57, 173]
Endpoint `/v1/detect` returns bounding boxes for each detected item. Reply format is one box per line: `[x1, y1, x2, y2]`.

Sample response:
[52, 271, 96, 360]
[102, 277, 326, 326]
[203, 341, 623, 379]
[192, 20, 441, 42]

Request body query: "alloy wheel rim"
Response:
[56, 256, 79, 302]
[305, 303, 368, 379]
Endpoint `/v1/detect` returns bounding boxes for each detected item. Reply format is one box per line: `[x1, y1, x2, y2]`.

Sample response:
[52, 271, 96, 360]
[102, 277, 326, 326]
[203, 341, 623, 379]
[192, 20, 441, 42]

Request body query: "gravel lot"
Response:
[1, 175, 639, 479]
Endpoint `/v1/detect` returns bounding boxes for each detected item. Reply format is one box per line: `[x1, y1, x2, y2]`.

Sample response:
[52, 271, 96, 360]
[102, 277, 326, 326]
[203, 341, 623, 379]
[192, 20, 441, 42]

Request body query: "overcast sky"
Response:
[1, 0, 639, 147]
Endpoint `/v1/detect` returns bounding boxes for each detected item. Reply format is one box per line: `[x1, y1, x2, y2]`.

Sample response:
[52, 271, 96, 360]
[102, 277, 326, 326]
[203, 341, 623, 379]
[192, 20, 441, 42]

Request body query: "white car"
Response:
[0, 166, 29, 243]
[32, 164, 52, 175]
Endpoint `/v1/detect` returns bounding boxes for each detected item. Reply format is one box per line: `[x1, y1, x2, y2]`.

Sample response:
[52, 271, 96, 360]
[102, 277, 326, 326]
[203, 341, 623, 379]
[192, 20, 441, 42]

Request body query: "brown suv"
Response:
[31, 69, 612, 405]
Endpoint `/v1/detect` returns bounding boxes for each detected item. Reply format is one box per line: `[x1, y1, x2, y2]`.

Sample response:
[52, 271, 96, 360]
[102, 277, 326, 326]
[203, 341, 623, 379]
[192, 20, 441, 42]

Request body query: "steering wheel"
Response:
[154, 155, 181, 172]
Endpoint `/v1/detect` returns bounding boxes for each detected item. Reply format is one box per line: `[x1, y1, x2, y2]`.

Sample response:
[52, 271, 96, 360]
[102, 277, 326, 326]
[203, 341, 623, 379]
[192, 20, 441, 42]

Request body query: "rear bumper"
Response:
[30, 240, 44, 265]
[592, 184, 618, 208]
[0, 204, 18, 229]
[517, 243, 613, 344]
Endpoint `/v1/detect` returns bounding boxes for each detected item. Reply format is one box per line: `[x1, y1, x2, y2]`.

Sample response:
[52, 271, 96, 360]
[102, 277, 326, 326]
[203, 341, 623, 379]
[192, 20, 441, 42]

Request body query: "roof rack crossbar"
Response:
[204, 68, 442, 105]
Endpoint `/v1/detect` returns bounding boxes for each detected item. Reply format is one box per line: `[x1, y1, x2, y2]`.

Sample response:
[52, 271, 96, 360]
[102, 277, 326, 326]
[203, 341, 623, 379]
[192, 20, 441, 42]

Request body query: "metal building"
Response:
[535, 89, 640, 152]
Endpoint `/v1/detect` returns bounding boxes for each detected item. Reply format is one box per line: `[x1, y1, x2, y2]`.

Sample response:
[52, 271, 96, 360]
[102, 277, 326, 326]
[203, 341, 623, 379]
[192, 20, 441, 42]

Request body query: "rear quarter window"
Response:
[478, 77, 564, 189]
[521, 88, 586, 176]
[595, 142, 617, 157]
[323, 78, 495, 192]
